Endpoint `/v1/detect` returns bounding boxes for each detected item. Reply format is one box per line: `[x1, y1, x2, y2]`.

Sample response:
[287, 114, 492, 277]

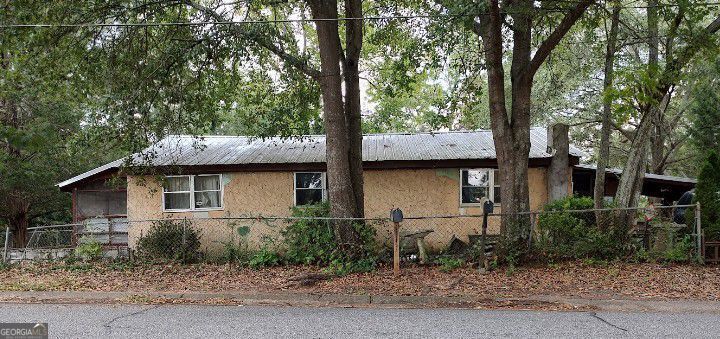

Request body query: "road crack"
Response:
[104, 305, 162, 334]
[588, 312, 628, 332]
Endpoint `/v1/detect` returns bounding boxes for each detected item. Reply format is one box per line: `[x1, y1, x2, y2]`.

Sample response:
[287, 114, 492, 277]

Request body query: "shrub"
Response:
[660, 235, 694, 263]
[249, 245, 282, 268]
[694, 151, 720, 240]
[136, 219, 201, 264]
[282, 202, 377, 267]
[218, 224, 252, 265]
[74, 237, 103, 261]
[535, 196, 625, 260]
[437, 257, 465, 272]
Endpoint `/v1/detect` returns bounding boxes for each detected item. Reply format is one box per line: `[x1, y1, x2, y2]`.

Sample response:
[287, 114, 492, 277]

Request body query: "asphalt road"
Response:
[1, 303, 719, 338]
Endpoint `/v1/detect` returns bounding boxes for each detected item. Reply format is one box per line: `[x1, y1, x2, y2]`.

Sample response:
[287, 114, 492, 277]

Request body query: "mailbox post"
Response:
[479, 199, 494, 274]
[391, 208, 404, 275]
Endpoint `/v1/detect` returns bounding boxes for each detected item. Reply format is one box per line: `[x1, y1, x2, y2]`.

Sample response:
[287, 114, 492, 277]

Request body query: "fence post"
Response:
[696, 202, 703, 263]
[3, 227, 9, 263]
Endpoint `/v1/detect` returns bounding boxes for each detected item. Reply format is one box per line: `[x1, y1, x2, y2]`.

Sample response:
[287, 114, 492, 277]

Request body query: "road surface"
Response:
[0, 303, 718, 338]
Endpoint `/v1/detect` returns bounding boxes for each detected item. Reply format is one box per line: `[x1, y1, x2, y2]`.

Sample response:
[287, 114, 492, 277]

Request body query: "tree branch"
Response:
[184, 0, 321, 80]
[529, 0, 595, 77]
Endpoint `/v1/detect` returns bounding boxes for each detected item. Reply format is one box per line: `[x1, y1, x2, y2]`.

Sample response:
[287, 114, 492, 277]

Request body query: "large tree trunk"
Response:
[342, 0, 365, 218]
[594, 5, 620, 224]
[477, 0, 593, 245]
[307, 0, 364, 252]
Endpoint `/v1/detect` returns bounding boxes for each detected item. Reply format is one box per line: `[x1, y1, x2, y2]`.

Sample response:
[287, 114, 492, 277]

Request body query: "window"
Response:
[163, 174, 222, 211]
[294, 172, 326, 206]
[460, 169, 500, 205]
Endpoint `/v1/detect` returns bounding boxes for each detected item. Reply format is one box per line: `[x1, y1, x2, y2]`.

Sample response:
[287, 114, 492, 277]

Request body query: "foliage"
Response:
[437, 257, 465, 272]
[135, 220, 202, 264]
[217, 224, 253, 265]
[248, 245, 282, 269]
[281, 203, 377, 268]
[659, 235, 694, 264]
[694, 151, 720, 240]
[73, 237, 103, 261]
[535, 196, 627, 260]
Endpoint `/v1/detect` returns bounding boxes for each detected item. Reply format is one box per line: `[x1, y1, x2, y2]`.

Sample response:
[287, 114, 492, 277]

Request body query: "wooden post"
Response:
[393, 221, 400, 275]
[696, 202, 703, 263]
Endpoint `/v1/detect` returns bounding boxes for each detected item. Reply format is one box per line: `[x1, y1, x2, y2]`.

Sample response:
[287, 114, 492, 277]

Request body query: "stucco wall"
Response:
[126, 167, 550, 253]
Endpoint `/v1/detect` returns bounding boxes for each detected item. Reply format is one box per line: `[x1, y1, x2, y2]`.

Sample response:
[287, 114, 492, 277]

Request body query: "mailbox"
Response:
[390, 208, 404, 223]
[483, 200, 494, 215]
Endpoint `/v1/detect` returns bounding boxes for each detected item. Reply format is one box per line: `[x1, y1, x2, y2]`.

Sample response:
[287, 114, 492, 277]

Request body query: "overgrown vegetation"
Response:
[280, 203, 378, 274]
[535, 197, 629, 261]
[694, 151, 720, 240]
[74, 237, 103, 261]
[135, 220, 202, 264]
[218, 224, 253, 265]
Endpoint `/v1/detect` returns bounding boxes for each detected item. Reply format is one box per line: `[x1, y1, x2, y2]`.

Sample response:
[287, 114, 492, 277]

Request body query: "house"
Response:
[57, 125, 695, 253]
[58, 126, 580, 251]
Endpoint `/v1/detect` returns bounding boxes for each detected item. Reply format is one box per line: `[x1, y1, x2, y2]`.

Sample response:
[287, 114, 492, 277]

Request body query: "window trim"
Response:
[293, 172, 327, 206]
[459, 168, 500, 207]
[162, 174, 224, 212]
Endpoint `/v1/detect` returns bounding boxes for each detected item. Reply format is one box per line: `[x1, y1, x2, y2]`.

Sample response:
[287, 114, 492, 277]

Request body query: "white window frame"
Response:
[459, 169, 500, 206]
[293, 172, 327, 206]
[162, 174, 224, 212]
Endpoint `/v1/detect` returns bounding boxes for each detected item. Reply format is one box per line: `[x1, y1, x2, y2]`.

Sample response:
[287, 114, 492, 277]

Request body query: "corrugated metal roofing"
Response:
[58, 127, 585, 188]
[574, 164, 697, 184]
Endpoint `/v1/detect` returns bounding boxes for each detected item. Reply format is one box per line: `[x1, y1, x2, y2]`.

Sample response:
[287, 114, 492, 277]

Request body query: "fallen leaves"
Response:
[0, 261, 718, 301]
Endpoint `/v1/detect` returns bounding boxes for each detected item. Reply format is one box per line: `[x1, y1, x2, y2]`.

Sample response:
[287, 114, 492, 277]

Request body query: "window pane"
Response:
[296, 173, 323, 189]
[462, 170, 489, 187]
[164, 192, 191, 210]
[493, 187, 502, 203]
[195, 175, 220, 191]
[195, 191, 221, 209]
[296, 189, 323, 206]
[462, 187, 488, 204]
[165, 177, 190, 192]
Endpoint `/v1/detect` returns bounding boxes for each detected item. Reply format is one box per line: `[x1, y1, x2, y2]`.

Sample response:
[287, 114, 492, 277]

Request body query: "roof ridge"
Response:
[165, 128, 549, 139]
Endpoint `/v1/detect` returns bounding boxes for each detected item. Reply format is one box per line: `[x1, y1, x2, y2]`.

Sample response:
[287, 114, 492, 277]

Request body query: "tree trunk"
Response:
[477, 0, 592, 245]
[594, 4, 620, 224]
[307, 0, 363, 252]
[343, 0, 365, 218]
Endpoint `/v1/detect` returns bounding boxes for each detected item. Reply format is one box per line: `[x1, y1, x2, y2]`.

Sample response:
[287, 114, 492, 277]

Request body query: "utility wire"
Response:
[1, 2, 718, 29]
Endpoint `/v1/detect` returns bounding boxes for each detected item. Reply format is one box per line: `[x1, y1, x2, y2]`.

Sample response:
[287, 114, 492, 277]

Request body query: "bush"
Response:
[282, 203, 377, 268]
[136, 219, 202, 264]
[74, 237, 103, 261]
[694, 151, 720, 240]
[437, 257, 465, 272]
[249, 245, 282, 268]
[218, 224, 252, 265]
[659, 235, 694, 263]
[535, 196, 625, 260]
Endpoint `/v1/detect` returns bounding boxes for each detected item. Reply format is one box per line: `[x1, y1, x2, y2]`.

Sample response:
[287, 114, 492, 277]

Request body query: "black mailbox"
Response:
[483, 200, 494, 214]
[390, 208, 404, 223]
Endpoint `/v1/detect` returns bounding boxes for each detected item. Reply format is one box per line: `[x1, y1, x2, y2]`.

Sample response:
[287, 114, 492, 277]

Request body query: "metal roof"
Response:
[58, 127, 584, 189]
[574, 164, 697, 184]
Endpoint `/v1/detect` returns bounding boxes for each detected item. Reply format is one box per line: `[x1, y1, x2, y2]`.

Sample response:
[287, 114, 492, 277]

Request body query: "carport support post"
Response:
[696, 202, 703, 263]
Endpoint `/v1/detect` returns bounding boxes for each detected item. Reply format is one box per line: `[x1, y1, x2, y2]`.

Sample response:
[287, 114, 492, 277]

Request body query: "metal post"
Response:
[3, 227, 10, 263]
[696, 202, 703, 263]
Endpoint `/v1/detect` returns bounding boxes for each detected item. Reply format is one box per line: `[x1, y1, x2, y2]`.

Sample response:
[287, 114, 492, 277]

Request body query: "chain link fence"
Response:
[1, 203, 705, 265]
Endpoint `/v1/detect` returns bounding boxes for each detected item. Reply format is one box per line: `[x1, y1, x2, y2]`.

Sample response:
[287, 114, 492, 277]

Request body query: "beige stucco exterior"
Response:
[127, 167, 553, 254]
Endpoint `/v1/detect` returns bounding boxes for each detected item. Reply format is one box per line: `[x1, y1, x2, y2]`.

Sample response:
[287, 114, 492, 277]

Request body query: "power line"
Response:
[1, 2, 718, 29]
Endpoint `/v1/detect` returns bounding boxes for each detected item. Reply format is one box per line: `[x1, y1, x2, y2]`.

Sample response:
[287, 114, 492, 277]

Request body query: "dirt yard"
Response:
[0, 261, 718, 301]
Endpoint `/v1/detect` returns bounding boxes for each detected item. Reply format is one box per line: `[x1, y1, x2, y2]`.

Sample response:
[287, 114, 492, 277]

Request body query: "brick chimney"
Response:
[547, 123, 570, 202]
